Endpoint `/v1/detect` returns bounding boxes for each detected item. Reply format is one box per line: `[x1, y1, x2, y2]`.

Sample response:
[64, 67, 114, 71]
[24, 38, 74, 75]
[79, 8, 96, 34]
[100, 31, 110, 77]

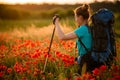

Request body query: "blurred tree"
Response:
[0, 4, 30, 20]
[114, 0, 120, 3]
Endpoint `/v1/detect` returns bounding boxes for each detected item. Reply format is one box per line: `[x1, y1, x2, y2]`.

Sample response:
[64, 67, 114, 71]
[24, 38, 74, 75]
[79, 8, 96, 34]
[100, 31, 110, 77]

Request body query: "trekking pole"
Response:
[74, 42, 77, 61]
[43, 14, 59, 73]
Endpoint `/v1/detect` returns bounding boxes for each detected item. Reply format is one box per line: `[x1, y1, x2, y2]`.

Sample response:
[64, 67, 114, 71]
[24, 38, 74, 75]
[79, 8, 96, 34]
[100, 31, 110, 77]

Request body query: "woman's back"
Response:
[74, 25, 92, 56]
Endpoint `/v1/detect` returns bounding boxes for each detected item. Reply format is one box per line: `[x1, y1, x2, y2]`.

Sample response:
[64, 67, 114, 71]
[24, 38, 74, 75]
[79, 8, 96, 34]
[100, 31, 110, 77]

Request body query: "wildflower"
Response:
[83, 73, 94, 80]
[75, 77, 82, 80]
[7, 68, 12, 73]
[2, 65, 7, 70]
[107, 78, 116, 80]
[33, 71, 38, 76]
[0, 72, 4, 77]
[92, 68, 100, 76]
[99, 65, 107, 71]
[21, 76, 26, 80]
[114, 76, 120, 80]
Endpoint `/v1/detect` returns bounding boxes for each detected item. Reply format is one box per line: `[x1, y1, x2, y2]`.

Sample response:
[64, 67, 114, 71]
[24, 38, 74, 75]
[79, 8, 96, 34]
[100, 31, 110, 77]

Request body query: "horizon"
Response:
[0, 0, 115, 5]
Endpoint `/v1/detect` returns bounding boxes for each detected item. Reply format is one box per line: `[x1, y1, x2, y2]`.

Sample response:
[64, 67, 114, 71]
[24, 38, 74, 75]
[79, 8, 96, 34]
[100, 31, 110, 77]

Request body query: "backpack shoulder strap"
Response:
[78, 37, 89, 52]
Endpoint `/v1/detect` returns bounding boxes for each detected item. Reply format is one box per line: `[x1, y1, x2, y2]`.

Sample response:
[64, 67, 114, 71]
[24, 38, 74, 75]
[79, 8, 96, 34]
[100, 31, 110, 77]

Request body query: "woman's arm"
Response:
[55, 18, 77, 40]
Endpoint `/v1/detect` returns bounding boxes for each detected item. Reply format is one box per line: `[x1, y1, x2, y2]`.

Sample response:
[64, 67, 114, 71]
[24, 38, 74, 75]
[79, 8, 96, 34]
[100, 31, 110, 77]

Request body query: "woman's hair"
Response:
[74, 4, 91, 19]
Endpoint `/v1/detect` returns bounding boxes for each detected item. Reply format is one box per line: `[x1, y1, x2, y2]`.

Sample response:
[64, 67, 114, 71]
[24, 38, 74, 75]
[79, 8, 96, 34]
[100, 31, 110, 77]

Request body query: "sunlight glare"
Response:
[0, 0, 114, 4]
[1, 0, 44, 4]
[0, 0, 94, 4]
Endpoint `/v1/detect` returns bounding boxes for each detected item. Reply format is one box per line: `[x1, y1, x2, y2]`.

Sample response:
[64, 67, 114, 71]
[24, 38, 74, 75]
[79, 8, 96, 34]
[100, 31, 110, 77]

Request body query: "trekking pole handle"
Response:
[53, 14, 60, 24]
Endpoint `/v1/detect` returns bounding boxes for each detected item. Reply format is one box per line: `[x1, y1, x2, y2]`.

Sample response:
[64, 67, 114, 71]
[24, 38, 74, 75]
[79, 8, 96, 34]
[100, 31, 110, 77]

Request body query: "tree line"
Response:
[0, 1, 120, 20]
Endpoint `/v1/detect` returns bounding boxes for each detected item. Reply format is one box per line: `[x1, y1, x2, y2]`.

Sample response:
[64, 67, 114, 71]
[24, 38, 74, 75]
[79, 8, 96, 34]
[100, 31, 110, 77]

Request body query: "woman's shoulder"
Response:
[81, 25, 88, 28]
[78, 25, 88, 30]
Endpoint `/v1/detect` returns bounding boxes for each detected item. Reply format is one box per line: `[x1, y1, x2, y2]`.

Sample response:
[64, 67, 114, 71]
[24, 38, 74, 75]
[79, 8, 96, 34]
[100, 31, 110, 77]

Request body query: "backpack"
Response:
[91, 8, 116, 62]
[78, 8, 116, 74]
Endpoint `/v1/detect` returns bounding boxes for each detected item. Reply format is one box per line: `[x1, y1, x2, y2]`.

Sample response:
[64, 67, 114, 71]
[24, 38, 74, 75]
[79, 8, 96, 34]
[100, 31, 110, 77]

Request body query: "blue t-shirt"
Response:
[74, 25, 92, 56]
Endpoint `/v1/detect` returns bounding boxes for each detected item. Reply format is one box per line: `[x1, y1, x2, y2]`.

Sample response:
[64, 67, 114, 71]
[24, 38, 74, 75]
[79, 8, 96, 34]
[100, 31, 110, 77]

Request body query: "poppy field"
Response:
[0, 24, 120, 80]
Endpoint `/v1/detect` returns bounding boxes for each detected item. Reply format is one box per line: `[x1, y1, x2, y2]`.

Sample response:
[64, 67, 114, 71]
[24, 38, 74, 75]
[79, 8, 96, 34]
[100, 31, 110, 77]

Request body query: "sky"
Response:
[0, 0, 115, 4]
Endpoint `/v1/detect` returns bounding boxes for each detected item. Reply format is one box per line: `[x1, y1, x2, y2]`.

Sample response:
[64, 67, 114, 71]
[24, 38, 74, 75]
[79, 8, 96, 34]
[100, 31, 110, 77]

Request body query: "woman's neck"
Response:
[79, 20, 88, 27]
[83, 20, 88, 25]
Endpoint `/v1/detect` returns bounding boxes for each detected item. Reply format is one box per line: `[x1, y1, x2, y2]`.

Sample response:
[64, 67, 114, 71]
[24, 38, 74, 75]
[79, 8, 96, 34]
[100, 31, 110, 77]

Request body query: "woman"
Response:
[53, 4, 92, 74]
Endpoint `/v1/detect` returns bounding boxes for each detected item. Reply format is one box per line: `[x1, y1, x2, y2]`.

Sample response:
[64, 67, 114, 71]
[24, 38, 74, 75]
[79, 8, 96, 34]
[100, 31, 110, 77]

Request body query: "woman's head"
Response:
[74, 4, 91, 26]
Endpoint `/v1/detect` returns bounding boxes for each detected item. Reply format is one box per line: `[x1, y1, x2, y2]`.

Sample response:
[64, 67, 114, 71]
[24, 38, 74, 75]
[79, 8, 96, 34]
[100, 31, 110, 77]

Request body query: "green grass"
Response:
[0, 19, 51, 32]
[0, 14, 120, 34]
[0, 18, 77, 32]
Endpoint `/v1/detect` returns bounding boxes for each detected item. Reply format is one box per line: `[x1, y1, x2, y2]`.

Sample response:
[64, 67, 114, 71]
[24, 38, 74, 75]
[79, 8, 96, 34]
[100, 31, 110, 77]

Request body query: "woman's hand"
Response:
[53, 14, 60, 25]
[53, 14, 77, 40]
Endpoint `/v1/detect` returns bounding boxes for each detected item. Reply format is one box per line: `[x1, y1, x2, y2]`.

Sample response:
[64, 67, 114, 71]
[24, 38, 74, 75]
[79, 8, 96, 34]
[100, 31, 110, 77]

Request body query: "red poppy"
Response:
[92, 68, 100, 76]
[21, 76, 26, 80]
[7, 68, 12, 73]
[107, 78, 116, 80]
[0, 72, 4, 77]
[99, 65, 107, 71]
[75, 77, 82, 80]
[0, 65, 7, 70]
[114, 76, 120, 80]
